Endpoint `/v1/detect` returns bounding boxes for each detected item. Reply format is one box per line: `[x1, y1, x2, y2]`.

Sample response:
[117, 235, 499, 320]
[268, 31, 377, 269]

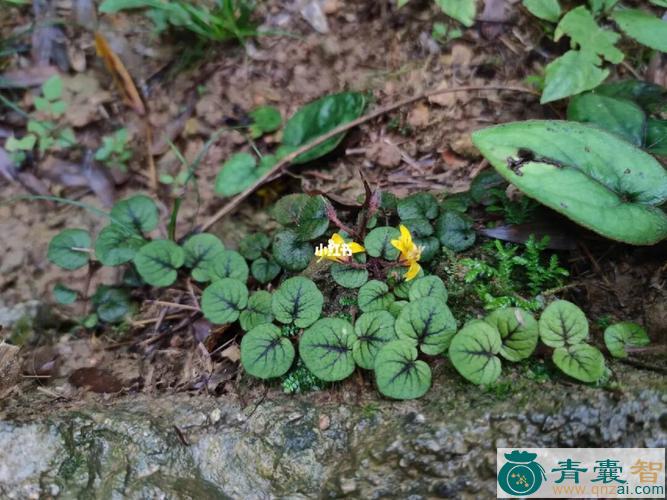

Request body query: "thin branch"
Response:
[148, 300, 200, 312]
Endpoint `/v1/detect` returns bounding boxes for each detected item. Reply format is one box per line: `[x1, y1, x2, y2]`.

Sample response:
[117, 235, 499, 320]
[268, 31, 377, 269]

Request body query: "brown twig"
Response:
[148, 300, 200, 312]
[201, 84, 537, 231]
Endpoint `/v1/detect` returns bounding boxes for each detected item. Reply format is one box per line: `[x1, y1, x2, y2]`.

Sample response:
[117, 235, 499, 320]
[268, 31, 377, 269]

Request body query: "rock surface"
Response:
[1, 363, 665, 499]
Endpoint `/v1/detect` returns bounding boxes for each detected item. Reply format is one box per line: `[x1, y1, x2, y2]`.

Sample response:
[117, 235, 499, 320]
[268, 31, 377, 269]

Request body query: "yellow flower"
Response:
[390, 225, 422, 281]
[315, 233, 365, 263]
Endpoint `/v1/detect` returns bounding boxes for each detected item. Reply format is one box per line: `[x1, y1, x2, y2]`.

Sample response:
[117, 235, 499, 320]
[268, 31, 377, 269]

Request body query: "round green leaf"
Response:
[272, 194, 310, 226]
[92, 286, 131, 323]
[53, 283, 77, 305]
[552, 344, 605, 383]
[201, 278, 248, 325]
[241, 324, 294, 379]
[408, 275, 448, 303]
[364, 226, 400, 259]
[539, 300, 588, 348]
[604, 322, 650, 359]
[110, 195, 158, 234]
[358, 280, 395, 312]
[272, 229, 312, 272]
[400, 218, 434, 237]
[485, 308, 538, 361]
[472, 120, 667, 245]
[470, 169, 505, 205]
[133, 240, 184, 287]
[330, 262, 368, 288]
[647, 118, 667, 156]
[239, 233, 270, 260]
[272, 276, 323, 328]
[388, 300, 408, 318]
[395, 297, 457, 355]
[295, 196, 329, 241]
[251, 257, 281, 284]
[210, 250, 249, 283]
[389, 266, 424, 298]
[249, 105, 282, 138]
[48, 228, 91, 270]
[449, 320, 502, 385]
[353, 311, 396, 369]
[435, 211, 476, 252]
[215, 152, 260, 197]
[95, 224, 146, 267]
[183, 233, 225, 282]
[397, 193, 439, 220]
[239, 291, 274, 332]
[413, 236, 440, 263]
[299, 318, 355, 381]
[374, 340, 431, 400]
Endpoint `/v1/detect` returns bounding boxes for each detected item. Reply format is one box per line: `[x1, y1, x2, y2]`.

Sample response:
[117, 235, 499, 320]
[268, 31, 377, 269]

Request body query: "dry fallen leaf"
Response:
[68, 366, 124, 393]
[220, 344, 241, 363]
[407, 103, 430, 128]
[0, 342, 21, 399]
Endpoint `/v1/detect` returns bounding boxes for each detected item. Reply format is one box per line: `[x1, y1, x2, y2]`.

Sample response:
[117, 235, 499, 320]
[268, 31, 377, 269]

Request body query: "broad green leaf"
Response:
[567, 93, 646, 146]
[281, 92, 366, 164]
[449, 320, 502, 385]
[5, 134, 36, 151]
[555, 6, 623, 64]
[238, 233, 270, 260]
[133, 240, 184, 287]
[92, 286, 131, 323]
[649, 0, 667, 6]
[604, 322, 650, 358]
[538, 300, 588, 347]
[471, 120, 667, 245]
[596, 80, 667, 114]
[201, 278, 248, 324]
[542, 50, 609, 104]
[209, 250, 249, 283]
[353, 311, 397, 369]
[588, 0, 619, 13]
[523, 0, 561, 22]
[400, 218, 433, 237]
[272, 276, 323, 328]
[470, 169, 505, 205]
[374, 340, 431, 400]
[53, 283, 77, 304]
[215, 153, 260, 197]
[110, 195, 158, 234]
[435, 0, 475, 27]
[182, 233, 225, 282]
[358, 280, 395, 312]
[272, 229, 312, 272]
[95, 225, 145, 266]
[485, 308, 538, 361]
[241, 324, 294, 379]
[299, 318, 355, 381]
[388, 300, 408, 318]
[389, 266, 424, 298]
[397, 193, 439, 220]
[612, 9, 667, 53]
[413, 236, 440, 263]
[397, 0, 410, 6]
[249, 106, 282, 138]
[251, 257, 281, 284]
[552, 344, 605, 382]
[364, 226, 400, 259]
[272, 194, 309, 226]
[331, 262, 368, 288]
[647, 119, 667, 156]
[42, 75, 62, 101]
[294, 196, 329, 241]
[441, 192, 472, 213]
[408, 275, 448, 303]
[48, 229, 91, 270]
[239, 291, 274, 331]
[434, 211, 476, 252]
[395, 297, 457, 355]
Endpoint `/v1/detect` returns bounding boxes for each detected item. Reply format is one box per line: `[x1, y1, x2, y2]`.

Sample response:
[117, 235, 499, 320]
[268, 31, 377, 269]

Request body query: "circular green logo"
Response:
[498, 451, 546, 496]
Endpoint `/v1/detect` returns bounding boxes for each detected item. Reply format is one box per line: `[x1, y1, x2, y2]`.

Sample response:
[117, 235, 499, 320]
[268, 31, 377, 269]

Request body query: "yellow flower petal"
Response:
[399, 224, 413, 245]
[331, 233, 345, 245]
[404, 261, 421, 281]
[348, 242, 365, 254]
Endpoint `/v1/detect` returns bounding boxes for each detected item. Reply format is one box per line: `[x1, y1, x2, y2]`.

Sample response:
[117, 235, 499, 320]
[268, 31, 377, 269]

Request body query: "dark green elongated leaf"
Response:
[249, 106, 282, 138]
[210, 250, 249, 283]
[472, 120, 667, 245]
[215, 153, 260, 197]
[299, 318, 356, 381]
[272, 229, 312, 272]
[251, 257, 281, 284]
[331, 262, 368, 288]
[241, 324, 294, 379]
[48, 229, 91, 270]
[541, 50, 609, 104]
[395, 297, 457, 355]
[646, 118, 667, 156]
[281, 92, 366, 164]
[272, 276, 323, 328]
[272, 194, 310, 226]
[183, 233, 225, 282]
[295, 196, 328, 241]
[435, 211, 476, 252]
[449, 320, 502, 385]
[110, 195, 158, 235]
[374, 340, 431, 400]
[612, 9, 667, 52]
[239, 291, 274, 331]
[201, 278, 248, 324]
[604, 322, 650, 358]
[92, 286, 131, 323]
[485, 308, 538, 361]
[397, 193, 439, 220]
[364, 226, 400, 259]
[567, 93, 646, 146]
[408, 275, 448, 303]
[133, 240, 184, 287]
[95, 225, 146, 266]
[596, 80, 667, 113]
[538, 300, 588, 348]
[53, 283, 77, 304]
[353, 311, 396, 369]
[358, 280, 395, 312]
[552, 344, 605, 382]
[239, 233, 270, 260]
